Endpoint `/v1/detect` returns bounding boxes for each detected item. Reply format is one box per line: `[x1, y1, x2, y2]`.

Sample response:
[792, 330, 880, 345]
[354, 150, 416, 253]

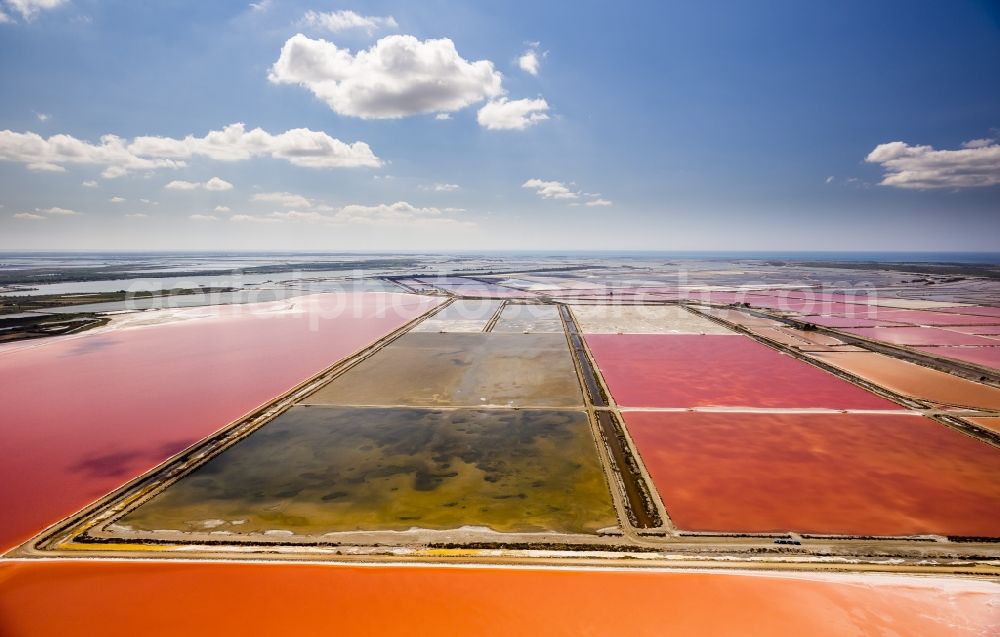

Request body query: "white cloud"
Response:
[35, 112, 50, 122]
[165, 180, 200, 190]
[0, 123, 379, 177]
[139, 198, 152, 204]
[109, 196, 125, 203]
[81, 180, 98, 188]
[205, 177, 234, 191]
[233, 201, 473, 229]
[0, 9, 10, 23]
[301, 10, 398, 33]
[129, 122, 380, 169]
[14, 212, 45, 220]
[435, 113, 451, 121]
[6, 0, 66, 20]
[865, 138, 1000, 188]
[518, 50, 540, 76]
[421, 182, 460, 192]
[26, 161, 65, 172]
[164, 177, 233, 191]
[124, 213, 148, 219]
[269, 34, 503, 119]
[962, 138, 994, 149]
[523, 179, 610, 206]
[249, 0, 271, 12]
[252, 191, 312, 208]
[522, 178, 578, 200]
[477, 97, 549, 130]
[231, 213, 280, 224]
[36, 206, 78, 215]
[270, 210, 328, 222]
[825, 175, 834, 184]
[214, 205, 231, 212]
[334, 202, 471, 227]
[189, 214, 219, 221]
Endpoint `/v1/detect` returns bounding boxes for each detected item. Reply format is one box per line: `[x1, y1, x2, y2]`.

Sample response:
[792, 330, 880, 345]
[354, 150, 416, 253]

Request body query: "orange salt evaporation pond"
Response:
[912, 345, 1000, 370]
[0, 561, 997, 637]
[623, 411, 1000, 537]
[807, 351, 1000, 410]
[585, 334, 899, 409]
[0, 292, 440, 551]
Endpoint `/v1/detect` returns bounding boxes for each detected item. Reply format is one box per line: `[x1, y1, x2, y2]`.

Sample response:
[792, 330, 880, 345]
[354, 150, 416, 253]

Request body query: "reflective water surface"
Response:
[118, 407, 616, 535]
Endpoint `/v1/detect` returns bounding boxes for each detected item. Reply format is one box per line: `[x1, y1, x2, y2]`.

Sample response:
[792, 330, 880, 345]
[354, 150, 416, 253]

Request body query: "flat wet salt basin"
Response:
[116, 406, 617, 536]
[304, 332, 583, 407]
[624, 411, 1000, 537]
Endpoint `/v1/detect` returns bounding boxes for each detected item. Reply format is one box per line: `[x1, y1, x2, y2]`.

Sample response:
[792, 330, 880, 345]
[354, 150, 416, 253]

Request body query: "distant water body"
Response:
[461, 251, 1000, 264]
[2, 250, 998, 265]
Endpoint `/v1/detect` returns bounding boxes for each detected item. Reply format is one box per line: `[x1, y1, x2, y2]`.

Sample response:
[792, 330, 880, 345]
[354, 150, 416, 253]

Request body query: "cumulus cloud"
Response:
[81, 180, 98, 188]
[435, 113, 451, 121]
[165, 180, 199, 190]
[251, 191, 313, 208]
[214, 205, 231, 212]
[128, 122, 380, 169]
[233, 201, 472, 228]
[523, 179, 610, 206]
[334, 202, 472, 227]
[189, 214, 219, 221]
[517, 43, 546, 77]
[421, 182, 460, 192]
[35, 112, 50, 122]
[518, 50, 540, 76]
[6, 0, 66, 20]
[301, 9, 398, 33]
[269, 34, 503, 119]
[26, 161, 65, 172]
[865, 138, 1000, 188]
[166, 177, 233, 191]
[962, 138, 994, 149]
[477, 97, 549, 130]
[0, 122, 379, 178]
[522, 178, 578, 199]
[14, 212, 45, 220]
[36, 206, 78, 215]
[109, 196, 125, 203]
[231, 213, 280, 224]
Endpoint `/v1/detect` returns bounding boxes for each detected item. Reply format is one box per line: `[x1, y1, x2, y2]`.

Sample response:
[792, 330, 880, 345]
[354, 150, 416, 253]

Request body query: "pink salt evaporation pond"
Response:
[585, 334, 900, 409]
[0, 292, 441, 551]
[912, 346, 1000, 370]
[841, 326, 1000, 347]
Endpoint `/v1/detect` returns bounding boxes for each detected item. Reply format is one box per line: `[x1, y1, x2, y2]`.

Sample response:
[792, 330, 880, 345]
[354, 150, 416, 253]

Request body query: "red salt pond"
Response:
[0, 560, 996, 637]
[585, 334, 899, 409]
[913, 346, 1000, 370]
[842, 326, 1000, 347]
[943, 325, 1000, 336]
[867, 310, 1000, 326]
[0, 292, 440, 551]
[623, 411, 1000, 537]
[935, 305, 1000, 318]
[806, 315, 907, 328]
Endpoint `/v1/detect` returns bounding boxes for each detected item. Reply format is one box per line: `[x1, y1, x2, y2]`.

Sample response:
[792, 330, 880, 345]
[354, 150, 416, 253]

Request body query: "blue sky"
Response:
[0, 0, 998, 251]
